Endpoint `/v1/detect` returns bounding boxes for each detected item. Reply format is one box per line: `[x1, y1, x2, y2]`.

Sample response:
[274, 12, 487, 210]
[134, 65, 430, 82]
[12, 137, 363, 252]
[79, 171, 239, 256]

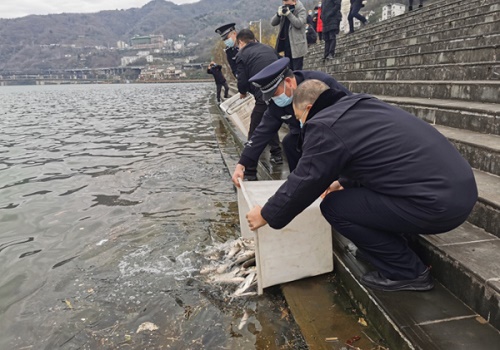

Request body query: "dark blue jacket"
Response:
[238, 70, 350, 168]
[207, 64, 226, 85]
[225, 46, 239, 78]
[261, 91, 478, 229]
[236, 42, 279, 101]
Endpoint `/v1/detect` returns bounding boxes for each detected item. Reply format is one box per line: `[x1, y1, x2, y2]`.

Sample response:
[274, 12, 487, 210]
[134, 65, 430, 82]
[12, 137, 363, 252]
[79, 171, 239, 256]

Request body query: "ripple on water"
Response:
[0, 83, 306, 349]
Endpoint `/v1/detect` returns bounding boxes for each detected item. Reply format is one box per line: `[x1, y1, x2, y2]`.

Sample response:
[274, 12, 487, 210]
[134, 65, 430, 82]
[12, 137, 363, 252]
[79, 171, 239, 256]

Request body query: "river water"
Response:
[0, 83, 305, 349]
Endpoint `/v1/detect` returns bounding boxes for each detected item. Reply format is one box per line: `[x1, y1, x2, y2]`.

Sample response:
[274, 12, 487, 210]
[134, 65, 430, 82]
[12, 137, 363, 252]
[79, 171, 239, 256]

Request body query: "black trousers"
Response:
[244, 101, 282, 177]
[216, 82, 229, 102]
[409, 0, 423, 8]
[320, 187, 469, 280]
[323, 30, 338, 58]
[348, 4, 367, 33]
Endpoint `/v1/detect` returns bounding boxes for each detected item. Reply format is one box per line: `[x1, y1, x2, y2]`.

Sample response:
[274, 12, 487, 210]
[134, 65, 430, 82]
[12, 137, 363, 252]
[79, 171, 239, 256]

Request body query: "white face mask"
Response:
[298, 107, 310, 128]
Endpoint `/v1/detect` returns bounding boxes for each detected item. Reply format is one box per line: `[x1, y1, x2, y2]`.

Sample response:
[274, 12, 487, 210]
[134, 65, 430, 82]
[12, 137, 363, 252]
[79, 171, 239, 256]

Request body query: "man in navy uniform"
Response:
[246, 79, 478, 291]
[231, 57, 350, 187]
[235, 29, 283, 180]
[215, 23, 239, 78]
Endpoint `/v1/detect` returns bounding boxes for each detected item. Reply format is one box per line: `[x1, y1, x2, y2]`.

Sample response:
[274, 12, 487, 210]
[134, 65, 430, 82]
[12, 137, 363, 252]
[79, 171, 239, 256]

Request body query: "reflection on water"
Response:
[0, 84, 305, 349]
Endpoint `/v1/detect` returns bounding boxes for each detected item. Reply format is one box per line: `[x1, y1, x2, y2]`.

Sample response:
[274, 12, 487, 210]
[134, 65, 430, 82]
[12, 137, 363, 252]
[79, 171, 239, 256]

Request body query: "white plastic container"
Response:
[238, 180, 334, 294]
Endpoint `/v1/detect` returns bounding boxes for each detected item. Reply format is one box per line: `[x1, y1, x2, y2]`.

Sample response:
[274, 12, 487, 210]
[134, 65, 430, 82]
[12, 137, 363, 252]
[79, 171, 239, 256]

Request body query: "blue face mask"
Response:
[272, 82, 293, 107]
[224, 37, 235, 48]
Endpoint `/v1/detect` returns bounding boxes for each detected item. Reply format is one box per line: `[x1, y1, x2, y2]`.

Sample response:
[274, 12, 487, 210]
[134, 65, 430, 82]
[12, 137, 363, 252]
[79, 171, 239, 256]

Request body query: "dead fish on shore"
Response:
[199, 237, 258, 297]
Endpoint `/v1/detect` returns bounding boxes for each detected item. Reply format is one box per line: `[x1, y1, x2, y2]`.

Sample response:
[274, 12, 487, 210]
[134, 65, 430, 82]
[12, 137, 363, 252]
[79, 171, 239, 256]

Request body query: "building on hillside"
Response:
[381, 3, 406, 20]
[130, 34, 165, 50]
[117, 41, 129, 49]
[121, 56, 139, 66]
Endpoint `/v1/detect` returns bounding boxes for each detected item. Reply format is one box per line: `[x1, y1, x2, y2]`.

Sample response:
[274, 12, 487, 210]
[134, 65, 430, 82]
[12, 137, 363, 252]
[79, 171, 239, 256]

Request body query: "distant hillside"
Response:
[0, 0, 434, 72]
[0, 0, 283, 71]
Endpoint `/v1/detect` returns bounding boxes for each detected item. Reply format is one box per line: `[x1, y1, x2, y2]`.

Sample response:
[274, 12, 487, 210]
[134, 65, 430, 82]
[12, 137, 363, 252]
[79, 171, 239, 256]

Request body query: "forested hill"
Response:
[0, 0, 424, 72]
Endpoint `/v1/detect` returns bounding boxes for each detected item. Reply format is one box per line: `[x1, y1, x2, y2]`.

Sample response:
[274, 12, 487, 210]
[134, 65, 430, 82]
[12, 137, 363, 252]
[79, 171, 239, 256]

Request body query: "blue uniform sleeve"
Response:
[236, 56, 250, 94]
[238, 107, 284, 168]
[260, 121, 351, 229]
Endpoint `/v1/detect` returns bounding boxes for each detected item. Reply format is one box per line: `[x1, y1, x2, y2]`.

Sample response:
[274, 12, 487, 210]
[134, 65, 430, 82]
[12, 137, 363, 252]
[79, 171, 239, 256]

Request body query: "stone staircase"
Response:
[304, 0, 500, 348]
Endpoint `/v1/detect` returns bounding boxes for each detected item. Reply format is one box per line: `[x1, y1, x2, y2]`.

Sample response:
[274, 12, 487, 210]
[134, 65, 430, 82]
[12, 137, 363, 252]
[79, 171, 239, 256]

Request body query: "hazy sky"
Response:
[0, 0, 199, 19]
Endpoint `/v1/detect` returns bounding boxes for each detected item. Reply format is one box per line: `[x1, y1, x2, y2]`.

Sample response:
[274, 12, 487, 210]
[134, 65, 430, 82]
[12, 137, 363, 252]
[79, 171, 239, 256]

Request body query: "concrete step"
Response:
[333, 230, 500, 349]
[322, 61, 500, 82]
[434, 124, 500, 177]
[341, 0, 500, 45]
[468, 169, 500, 239]
[361, 4, 500, 42]
[336, 33, 500, 61]
[321, 46, 498, 74]
[334, 19, 500, 55]
[411, 221, 500, 330]
[376, 96, 500, 136]
[342, 80, 500, 103]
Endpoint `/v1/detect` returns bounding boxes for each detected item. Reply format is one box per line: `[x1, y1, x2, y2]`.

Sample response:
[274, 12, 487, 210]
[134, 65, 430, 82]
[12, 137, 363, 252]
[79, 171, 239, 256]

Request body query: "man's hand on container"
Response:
[320, 180, 344, 199]
[232, 164, 245, 187]
[246, 205, 267, 231]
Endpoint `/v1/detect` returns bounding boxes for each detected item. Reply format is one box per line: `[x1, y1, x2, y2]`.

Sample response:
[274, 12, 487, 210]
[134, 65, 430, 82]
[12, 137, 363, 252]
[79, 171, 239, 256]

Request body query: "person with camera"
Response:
[206, 62, 229, 104]
[271, 0, 308, 70]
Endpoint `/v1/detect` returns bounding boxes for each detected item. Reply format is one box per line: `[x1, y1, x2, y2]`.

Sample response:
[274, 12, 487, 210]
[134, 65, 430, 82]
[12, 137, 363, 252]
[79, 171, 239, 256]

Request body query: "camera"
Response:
[282, 5, 289, 14]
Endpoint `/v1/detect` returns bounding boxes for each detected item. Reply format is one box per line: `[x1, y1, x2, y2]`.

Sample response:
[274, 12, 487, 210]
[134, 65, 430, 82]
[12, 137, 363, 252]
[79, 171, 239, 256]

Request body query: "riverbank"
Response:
[0, 78, 213, 86]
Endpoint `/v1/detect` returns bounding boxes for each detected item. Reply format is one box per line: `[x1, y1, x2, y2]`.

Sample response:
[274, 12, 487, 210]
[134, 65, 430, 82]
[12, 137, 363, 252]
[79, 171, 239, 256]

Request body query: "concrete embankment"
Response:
[214, 0, 500, 347]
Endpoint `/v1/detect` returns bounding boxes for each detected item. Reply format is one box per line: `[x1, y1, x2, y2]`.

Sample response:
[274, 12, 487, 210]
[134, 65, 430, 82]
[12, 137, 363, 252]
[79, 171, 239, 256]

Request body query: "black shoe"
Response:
[224, 95, 229, 98]
[244, 174, 258, 181]
[418, 4, 423, 8]
[361, 268, 434, 292]
[409, 5, 413, 10]
[270, 155, 283, 165]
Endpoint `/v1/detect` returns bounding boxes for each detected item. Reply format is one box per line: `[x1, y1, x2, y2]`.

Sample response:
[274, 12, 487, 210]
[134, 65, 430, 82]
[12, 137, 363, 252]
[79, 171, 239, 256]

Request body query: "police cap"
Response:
[215, 23, 236, 40]
[249, 57, 291, 103]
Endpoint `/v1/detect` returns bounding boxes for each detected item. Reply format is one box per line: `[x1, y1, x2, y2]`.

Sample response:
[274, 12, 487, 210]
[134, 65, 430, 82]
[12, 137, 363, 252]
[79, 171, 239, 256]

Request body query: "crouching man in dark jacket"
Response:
[246, 79, 478, 292]
[231, 57, 350, 186]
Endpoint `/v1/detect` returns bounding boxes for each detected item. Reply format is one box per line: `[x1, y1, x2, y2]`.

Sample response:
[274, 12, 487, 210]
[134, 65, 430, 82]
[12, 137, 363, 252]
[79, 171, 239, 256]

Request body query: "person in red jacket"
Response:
[313, 3, 323, 41]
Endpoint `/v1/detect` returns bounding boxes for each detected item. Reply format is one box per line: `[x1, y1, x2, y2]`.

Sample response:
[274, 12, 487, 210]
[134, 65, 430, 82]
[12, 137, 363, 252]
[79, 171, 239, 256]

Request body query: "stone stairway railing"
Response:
[304, 0, 500, 347]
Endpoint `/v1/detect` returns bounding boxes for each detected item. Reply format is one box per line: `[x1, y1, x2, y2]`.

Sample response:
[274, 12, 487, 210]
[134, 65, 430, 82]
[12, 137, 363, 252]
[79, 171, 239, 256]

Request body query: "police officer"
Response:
[235, 29, 283, 180]
[215, 23, 239, 77]
[246, 79, 478, 292]
[231, 57, 350, 187]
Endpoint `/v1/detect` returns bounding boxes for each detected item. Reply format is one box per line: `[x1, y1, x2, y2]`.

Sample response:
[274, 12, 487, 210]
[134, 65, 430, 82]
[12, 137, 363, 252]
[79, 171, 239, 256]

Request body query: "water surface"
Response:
[0, 83, 305, 349]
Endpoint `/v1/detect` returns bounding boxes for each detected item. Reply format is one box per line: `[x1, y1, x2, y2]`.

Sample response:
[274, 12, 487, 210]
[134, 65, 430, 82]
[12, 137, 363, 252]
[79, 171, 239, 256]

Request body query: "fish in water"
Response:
[199, 237, 258, 297]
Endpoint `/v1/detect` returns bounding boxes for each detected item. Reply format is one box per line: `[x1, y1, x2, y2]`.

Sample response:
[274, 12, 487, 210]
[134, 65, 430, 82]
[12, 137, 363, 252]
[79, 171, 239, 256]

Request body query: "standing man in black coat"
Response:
[235, 29, 283, 180]
[246, 79, 478, 292]
[215, 23, 239, 77]
[206, 62, 229, 104]
[231, 57, 351, 186]
[321, 0, 342, 59]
